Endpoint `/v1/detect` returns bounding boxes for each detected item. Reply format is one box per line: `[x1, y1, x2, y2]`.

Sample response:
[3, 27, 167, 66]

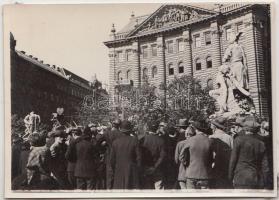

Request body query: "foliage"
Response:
[161, 75, 216, 125]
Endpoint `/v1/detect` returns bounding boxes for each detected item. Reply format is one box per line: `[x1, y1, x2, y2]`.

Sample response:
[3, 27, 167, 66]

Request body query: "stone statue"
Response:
[23, 111, 41, 139]
[222, 32, 249, 95]
[210, 31, 252, 117]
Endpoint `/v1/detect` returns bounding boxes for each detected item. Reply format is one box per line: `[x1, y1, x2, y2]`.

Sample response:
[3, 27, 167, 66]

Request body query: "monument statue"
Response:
[209, 31, 253, 117]
[23, 111, 41, 140]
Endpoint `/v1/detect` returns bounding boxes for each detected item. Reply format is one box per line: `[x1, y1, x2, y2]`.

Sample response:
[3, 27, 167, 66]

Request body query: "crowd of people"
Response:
[11, 114, 273, 190]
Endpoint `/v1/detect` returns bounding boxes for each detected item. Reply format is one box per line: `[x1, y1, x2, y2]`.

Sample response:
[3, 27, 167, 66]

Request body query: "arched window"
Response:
[196, 58, 201, 71]
[169, 63, 174, 75]
[206, 56, 212, 68]
[117, 71, 123, 81]
[178, 62, 184, 74]
[126, 70, 131, 80]
[143, 68, 148, 80]
[152, 66, 157, 78]
[207, 79, 213, 90]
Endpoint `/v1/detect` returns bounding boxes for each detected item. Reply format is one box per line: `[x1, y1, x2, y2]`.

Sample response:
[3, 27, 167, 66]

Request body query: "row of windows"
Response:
[117, 70, 132, 81]
[193, 32, 212, 48]
[195, 57, 212, 71]
[116, 50, 133, 62]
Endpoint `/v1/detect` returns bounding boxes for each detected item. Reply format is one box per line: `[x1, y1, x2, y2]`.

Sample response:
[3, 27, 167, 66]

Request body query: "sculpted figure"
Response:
[209, 64, 232, 113]
[222, 32, 249, 96]
[23, 111, 41, 139]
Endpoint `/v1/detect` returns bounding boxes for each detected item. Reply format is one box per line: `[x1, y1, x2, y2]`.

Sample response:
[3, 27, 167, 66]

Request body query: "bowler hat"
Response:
[191, 119, 209, 133]
[211, 117, 226, 130]
[231, 116, 246, 127]
[175, 119, 188, 127]
[147, 121, 159, 133]
[120, 120, 133, 133]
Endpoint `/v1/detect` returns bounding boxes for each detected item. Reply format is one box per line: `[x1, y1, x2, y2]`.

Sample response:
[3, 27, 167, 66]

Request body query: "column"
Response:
[210, 20, 222, 70]
[243, 13, 265, 117]
[156, 35, 167, 108]
[108, 49, 116, 105]
[182, 28, 193, 76]
[131, 40, 140, 88]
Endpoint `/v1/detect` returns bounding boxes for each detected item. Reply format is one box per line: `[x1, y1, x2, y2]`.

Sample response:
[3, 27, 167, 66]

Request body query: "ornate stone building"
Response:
[10, 33, 95, 124]
[104, 3, 271, 118]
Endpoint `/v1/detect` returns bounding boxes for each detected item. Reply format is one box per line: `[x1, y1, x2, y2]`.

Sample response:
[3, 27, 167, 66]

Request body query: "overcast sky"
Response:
[6, 4, 161, 85]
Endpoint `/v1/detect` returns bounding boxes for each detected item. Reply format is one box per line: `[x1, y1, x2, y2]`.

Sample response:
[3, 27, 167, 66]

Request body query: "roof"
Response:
[16, 50, 92, 90]
[118, 14, 150, 34]
[105, 3, 252, 46]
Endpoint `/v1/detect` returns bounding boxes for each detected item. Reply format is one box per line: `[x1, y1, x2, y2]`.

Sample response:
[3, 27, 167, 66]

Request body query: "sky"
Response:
[5, 4, 161, 85]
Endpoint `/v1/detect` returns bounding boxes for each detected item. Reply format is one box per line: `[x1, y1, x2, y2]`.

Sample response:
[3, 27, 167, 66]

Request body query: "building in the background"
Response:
[104, 3, 271, 118]
[10, 33, 101, 124]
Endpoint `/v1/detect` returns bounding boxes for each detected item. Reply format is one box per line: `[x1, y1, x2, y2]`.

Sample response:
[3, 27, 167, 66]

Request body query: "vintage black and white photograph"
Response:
[3, 2, 276, 198]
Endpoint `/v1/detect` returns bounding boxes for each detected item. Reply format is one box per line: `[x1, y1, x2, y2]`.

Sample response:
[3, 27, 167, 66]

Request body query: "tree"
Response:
[160, 75, 216, 125]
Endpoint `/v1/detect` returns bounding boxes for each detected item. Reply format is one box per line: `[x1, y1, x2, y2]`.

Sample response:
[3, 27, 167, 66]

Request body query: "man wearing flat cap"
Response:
[229, 117, 269, 189]
[180, 119, 214, 189]
[209, 117, 233, 188]
[110, 120, 141, 189]
[96, 118, 124, 189]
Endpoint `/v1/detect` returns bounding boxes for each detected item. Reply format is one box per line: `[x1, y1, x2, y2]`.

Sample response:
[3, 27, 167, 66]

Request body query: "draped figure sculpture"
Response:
[209, 31, 250, 115]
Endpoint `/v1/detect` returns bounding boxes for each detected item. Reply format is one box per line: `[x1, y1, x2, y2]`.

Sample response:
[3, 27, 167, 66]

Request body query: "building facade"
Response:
[104, 4, 271, 118]
[10, 33, 95, 124]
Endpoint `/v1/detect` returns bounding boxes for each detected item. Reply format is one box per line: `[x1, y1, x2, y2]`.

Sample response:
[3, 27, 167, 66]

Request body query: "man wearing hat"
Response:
[96, 118, 124, 189]
[65, 128, 82, 189]
[229, 117, 269, 189]
[209, 117, 233, 188]
[175, 119, 188, 142]
[229, 116, 246, 139]
[110, 120, 141, 189]
[49, 126, 69, 189]
[141, 120, 166, 189]
[180, 119, 214, 189]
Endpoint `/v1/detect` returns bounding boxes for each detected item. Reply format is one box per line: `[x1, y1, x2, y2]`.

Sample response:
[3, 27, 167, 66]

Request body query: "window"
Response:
[126, 70, 131, 80]
[178, 62, 184, 74]
[177, 39, 184, 52]
[143, 68, 148, 79]
[169, 63, 174, 75]
[167, 41, 174, 53]
[196, 58, 201, 71]
[117, 71, 123, 81]
[151, 45, 157, 57]
[152, 66, 157, 78]
[126, 50, 132, 61]
[117, 51, 123, 62]
[206, 57, 212, 68]
[226, 27, 233, 41]
[142, 46, 148, 58]
[236, 22, 243, 33]
[207, 79, 213, 90]
[204, 32, 211, 45]
[194, 35, 201, 48]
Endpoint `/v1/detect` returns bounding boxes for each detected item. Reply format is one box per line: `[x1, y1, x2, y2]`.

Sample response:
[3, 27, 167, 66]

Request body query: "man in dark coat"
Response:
[180, 119, 214, 189]
[49, 126, 69, 189]
[209, 117, 233, 188]
[67, 126, 99, 190]
[141, 121, 166, 189]
[65, 128, 82, 189]
[110, 120, 141, 189]
[96, 119, 124, 189]
[229, 117, 269, 189]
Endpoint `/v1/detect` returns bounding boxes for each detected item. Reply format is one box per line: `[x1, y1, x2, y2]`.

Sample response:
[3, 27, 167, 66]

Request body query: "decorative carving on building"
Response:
[138, 7, 210, 34]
